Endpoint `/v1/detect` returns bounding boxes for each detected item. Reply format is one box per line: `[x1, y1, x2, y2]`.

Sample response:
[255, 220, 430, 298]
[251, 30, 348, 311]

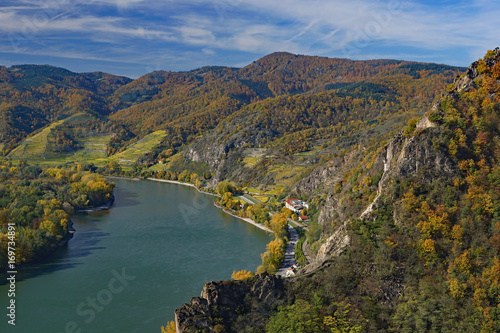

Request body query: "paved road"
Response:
[235, 195, 255, 204]
[276, 225, 299, 277]
[287, 217, 309, 231]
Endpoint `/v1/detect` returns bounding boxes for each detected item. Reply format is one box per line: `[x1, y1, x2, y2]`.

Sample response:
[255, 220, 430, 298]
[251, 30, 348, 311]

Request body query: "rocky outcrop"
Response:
[315, 223, 350, 262]
[184, 139, 229, 170]
[360, 123, 456, 220]
[454, 62, 479, 93]
[291, 162, 340, 196]
[182, 126, 274, 187]
[175, 297, 212, 333]
[291, 149, 362, 199]
[175, 273, 289, 332]
[416, 115, 436, 131]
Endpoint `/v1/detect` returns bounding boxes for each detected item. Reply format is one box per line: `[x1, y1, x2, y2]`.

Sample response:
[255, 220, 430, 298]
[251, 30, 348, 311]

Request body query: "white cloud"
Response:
[0, 0, 498, 73]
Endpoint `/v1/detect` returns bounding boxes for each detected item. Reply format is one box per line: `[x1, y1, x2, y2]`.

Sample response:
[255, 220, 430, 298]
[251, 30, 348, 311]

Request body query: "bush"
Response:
[403, 117, 420, 137]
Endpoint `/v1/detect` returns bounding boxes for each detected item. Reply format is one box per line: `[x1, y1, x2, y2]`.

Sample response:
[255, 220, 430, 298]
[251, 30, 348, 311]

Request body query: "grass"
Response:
[243, 148, 268, 157]
[253, 195, 269, 203]
[242, 156, 261, 167]
[245, 185, 284, 197]
[9, 136, 112, 166]
[52, 134, 111, 163]
[245, 187, 262, 194]
[293, 146, 322, 156]
[264, 186, 285, 196]
[7, 118, 68, 160]
[149, 164, 164, 171]
[110, 130, 167, 163]
[272, 165, 306, 186]
[242, 194, 259, 204]
[6, 114, 114, 166]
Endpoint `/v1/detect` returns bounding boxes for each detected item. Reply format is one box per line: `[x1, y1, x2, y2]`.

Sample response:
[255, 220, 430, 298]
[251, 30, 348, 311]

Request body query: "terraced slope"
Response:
[7, 117, 69, 160]
[109, 130, 167, 163]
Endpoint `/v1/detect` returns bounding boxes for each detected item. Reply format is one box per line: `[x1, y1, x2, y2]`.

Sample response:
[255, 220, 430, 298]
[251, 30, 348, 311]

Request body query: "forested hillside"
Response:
[110, 53, 463, 162]
[0, 65, 131, 153]
[1, 53, 464, 172]
[0, 160, 114, 268]
[1, 48, 498, 332]
[279, 48, 500, 333]
[172, 49, 500, 333]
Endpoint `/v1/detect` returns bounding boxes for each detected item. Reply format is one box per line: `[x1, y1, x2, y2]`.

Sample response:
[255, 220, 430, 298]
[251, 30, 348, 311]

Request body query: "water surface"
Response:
[0, 178, 270, 332]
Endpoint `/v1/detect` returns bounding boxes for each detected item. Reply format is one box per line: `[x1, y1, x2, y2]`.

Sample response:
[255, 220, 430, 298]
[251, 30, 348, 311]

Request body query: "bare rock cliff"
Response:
[175, 273, 289, 333]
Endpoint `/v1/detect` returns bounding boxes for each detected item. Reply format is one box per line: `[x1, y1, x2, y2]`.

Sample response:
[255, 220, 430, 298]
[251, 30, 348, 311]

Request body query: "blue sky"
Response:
[0, 0, 498, 78]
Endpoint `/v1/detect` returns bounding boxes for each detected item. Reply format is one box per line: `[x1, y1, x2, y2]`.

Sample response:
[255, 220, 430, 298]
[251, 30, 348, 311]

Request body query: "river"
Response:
[0, 178, 270, 332]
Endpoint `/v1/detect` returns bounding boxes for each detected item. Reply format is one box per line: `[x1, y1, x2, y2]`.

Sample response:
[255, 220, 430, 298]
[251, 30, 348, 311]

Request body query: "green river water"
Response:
[1, 178, 270, 332]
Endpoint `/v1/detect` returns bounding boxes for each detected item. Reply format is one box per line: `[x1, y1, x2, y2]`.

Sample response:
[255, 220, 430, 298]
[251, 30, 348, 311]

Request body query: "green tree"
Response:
[323, 300, 364, 333]
[267, 299, 324, 333]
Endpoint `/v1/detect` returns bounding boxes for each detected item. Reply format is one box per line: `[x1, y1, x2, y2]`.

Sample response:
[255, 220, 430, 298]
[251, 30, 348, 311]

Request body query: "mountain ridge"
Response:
[171, 48, 500, 333]
[1, 49, 499, 332]
[1, 52, 464, 164]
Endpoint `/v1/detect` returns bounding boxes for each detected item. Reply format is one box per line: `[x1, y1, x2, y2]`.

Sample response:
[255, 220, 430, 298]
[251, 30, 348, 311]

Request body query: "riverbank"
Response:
[147, 178, 219, 196]
[105, 175, 141, 181]
[213, 202, 273, 233]
[76, 194, 115, 213]
[149, 178, 273, 235]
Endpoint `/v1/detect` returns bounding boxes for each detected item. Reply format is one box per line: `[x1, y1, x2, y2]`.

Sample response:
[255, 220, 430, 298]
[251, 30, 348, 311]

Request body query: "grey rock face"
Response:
[174, 273, 287, 332]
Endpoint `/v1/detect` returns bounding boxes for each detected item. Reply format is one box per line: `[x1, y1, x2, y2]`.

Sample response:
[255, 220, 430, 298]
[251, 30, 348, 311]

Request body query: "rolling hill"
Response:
[0, 65, 131, 153]
[1, 53, 465, 172]
[173, 49, 500, 333]
[2, 48, 500, 333]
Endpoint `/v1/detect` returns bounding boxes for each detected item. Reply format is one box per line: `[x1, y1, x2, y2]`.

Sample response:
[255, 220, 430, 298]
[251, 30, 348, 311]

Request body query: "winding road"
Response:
[276, 225, 299, 276]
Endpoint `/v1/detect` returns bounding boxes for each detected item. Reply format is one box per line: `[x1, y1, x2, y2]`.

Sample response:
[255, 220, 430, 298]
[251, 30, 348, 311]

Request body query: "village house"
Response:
[285, 199, 309, 213]
[285, 267, 296, 277]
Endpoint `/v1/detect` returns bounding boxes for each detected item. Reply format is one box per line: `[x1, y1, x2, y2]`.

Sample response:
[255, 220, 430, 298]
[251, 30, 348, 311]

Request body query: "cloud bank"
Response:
[0, 0, 497, 77]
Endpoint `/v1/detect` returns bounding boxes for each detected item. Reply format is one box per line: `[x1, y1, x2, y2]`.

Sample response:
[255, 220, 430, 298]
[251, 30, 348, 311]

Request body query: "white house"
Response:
[285, 199, 309, 213]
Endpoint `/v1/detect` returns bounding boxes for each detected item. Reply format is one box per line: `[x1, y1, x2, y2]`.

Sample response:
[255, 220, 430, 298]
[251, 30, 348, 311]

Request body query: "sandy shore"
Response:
[213, 202, 273, 233]
[105, 175, 141, 181]
[148, 178, 271, 232]
[147, 178, 219, 196]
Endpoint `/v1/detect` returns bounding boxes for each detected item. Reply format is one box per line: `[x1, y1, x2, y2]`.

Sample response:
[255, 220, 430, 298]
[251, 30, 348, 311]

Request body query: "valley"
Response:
[1, 49, 499, 332]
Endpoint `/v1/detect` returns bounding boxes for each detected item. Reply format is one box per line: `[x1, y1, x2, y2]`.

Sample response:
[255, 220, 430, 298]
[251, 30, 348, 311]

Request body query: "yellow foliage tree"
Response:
[280, 206, 293, 218]
[448, 250, 472, 277]
[231, 270, 253, 280]
[324, 300, 364, 333]
[269, 213, 288, 237]
[451, 225, 464, 243]
[161, 321, 176, 333]
[267, 238, 285, 257]
[417, 205, 450, 238]
[422, 239, 435, 253]
[39, 219, 58, 236]
[448, 278, 466, 299]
